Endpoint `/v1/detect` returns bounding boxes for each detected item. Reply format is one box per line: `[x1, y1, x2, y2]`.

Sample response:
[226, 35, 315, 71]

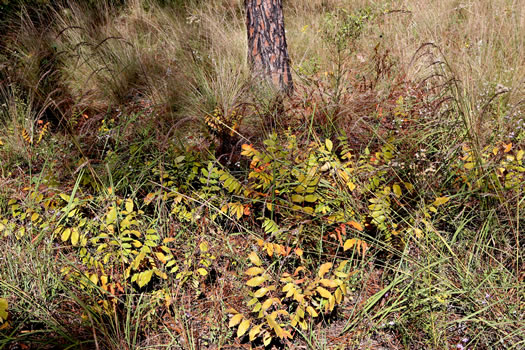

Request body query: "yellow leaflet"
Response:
[106, 207, 117, 224]
[263, 333, 272, 346]
[306, 306, 318, 317]
[282, 283, 294, 293]
[335, 288, 343, 303]
[319, 279, 338, 288]
[253, 287, 269, 298]
[199, 241, 209, 252]
[318, 262, 332, 278]
[125, 199, 133, 212]
[245, 267, 264, 276]
[266, 243, 274, 257]
[343, 238, 356, 251]
[393, 184, 402, 197]
[137, 270, 153, 288]
[316, 286, 332, 299]
[246, 276, 266, 287]
[237, 319, 250, 338]
[248, 251, 262, 266]
[517, 150, 524, 161]
[71, 228, 79, 246]
[249, 324, 262, 341]
[325, 139, 333, 152]
[61, 228, 71, 242]
[229, 313, 243, 327]
[433, 196, 450, 206]
[327, 295, 336, 312]
[291, 194, 304, 203]
[261, 298, 273, 311]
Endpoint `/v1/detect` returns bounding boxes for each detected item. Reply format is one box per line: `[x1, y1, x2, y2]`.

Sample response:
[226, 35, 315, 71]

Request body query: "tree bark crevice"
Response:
[245, 0, 293, 93]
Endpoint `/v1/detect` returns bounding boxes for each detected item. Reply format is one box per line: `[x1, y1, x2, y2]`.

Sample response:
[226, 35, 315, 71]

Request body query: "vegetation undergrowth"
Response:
[0, 0, 523, 349]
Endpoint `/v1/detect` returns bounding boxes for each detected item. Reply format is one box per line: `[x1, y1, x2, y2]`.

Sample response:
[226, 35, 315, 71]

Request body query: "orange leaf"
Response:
[241, 144, 256, 156]
[347, 221, 363, 231]
[335, 228, 343, 247]
[284, 246, 292, 256]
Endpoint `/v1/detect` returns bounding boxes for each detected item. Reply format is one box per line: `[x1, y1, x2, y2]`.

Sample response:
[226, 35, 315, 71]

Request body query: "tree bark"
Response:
[245, 0, 293, 93]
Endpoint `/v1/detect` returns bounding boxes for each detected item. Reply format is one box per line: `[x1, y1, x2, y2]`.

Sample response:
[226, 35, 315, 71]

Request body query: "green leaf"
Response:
[67, 208, 78, 218]
[262, 218, 278, 234]
[252, 302, 262, 312]
[197, 268, 208, 276]
[304, 194, 318, 203]
[291, 194, 304, 203]
[247, 297, 258, 307]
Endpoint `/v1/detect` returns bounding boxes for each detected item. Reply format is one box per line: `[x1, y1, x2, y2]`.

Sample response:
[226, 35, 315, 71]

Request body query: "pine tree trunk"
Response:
[245, 0, 293, 93]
